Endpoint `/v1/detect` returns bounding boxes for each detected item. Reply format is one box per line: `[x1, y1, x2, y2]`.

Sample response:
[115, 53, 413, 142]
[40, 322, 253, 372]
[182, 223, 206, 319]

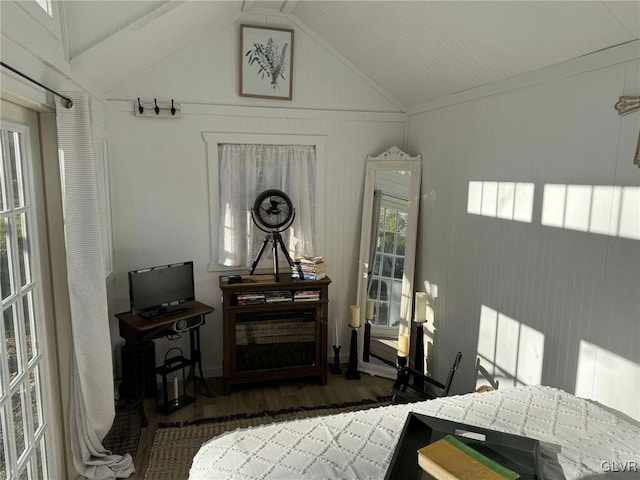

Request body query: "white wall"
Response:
[106, 12, 400, 112]
[408, 51, 640, 419]
[105, 15, 406, 376]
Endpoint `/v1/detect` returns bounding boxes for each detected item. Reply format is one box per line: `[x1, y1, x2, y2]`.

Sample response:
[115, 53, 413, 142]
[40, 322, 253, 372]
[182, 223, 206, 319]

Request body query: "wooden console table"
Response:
[220, 274, 331, 394]
[116, 300, 214, 426]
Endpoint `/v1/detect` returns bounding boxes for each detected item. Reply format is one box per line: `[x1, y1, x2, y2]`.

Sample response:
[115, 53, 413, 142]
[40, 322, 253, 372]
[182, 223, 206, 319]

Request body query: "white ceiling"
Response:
[63, 1, 640, 110]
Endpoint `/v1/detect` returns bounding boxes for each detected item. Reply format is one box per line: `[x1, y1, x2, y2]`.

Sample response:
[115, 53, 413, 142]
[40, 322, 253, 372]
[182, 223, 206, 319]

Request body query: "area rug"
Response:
[144, 395, 392, 480]
[103, 405, 142, 460]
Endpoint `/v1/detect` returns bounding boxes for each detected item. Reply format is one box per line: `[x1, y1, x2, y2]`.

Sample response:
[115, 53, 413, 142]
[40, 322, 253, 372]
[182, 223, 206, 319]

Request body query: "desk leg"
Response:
[189, 324, 215, 398]
[125, 340, 149, 428]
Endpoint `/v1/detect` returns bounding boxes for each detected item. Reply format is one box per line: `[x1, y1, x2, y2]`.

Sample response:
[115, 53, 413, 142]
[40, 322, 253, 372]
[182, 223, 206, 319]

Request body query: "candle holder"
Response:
[155, 347, 195, 414]
[345, 326, 361, 380]
[413, 320, 425, 390]
[364, 299, 374, 363]
[363, 319, 371, 362]
[393, 354, 409, 390]
[330, 345, 342, 374]
[397, 354, 408, 368]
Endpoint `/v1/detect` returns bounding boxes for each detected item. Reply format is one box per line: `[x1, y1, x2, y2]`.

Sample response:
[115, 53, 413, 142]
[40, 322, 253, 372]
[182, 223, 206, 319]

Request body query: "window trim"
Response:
[94, 136, 114, 279]
[203, 132, 327, 273]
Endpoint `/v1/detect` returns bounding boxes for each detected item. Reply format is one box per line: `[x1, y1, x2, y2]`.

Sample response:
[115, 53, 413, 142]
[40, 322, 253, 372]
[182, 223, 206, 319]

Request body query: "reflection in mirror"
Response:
[356, 147, 421, 379]
[368, 181, 409, 353]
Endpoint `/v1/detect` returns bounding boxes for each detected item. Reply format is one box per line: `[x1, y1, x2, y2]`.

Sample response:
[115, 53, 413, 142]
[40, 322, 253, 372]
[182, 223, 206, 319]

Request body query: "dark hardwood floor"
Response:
[130, 370, 395, 478]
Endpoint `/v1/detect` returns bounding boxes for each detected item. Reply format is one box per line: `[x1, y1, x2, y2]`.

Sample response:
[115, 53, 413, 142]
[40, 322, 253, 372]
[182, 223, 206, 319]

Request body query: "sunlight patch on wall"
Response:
[476, 305, 544, 388]
[468, 181, 534, 223]
[575, 340, 640, 421]
[542, 184, 640, 240]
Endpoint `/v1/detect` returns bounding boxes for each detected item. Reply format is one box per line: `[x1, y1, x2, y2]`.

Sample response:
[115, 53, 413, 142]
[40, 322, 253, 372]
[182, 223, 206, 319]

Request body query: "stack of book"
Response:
[292, 256, 326, 280]
[236, 291, 266, 305]
[265, 290, 293, 303]
[293, 290, 321, 302]
[417, 435, 519, 480]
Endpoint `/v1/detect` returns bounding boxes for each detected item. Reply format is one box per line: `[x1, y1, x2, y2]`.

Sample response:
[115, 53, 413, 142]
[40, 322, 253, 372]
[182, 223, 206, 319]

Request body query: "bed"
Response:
[189, 385, 640, 479]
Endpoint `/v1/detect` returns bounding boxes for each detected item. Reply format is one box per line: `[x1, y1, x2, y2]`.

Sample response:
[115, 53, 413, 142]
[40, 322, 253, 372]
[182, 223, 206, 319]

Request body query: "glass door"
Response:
[1, 106, 59, 479]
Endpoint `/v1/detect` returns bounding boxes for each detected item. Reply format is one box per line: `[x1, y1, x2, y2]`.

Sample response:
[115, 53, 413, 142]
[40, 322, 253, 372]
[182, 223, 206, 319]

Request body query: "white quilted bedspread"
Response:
[189, 385, 640, 479]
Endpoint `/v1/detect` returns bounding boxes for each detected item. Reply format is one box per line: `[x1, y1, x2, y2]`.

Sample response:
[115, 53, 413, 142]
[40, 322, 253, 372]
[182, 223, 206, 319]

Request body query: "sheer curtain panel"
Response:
[56, 93, 134, 479]
[217, 144, 316, 267]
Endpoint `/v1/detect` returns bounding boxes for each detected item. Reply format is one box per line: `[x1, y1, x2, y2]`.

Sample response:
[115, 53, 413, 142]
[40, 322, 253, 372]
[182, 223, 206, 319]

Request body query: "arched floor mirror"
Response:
[356, 146, 421, 379]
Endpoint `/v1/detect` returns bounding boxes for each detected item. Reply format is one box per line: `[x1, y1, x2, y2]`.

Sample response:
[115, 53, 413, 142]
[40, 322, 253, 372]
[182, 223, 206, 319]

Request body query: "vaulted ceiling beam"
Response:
[281, 1, 299, 15]
[241, 1, 255, 13]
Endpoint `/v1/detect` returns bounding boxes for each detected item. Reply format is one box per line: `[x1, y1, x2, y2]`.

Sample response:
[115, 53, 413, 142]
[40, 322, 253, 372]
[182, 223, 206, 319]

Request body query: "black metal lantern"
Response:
[155, 347, 195, 414]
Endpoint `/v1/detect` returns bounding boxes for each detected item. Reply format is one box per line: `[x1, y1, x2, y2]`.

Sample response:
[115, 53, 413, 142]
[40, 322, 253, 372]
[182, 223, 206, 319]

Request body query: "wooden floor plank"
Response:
[128, 370, 394, 478]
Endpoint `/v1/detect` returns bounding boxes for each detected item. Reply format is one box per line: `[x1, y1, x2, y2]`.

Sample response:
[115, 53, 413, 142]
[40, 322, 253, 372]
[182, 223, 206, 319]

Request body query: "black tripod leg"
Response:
[273, 234, 280, 282]
[250, 235, 271, 274]
[275, 233, 303, 278]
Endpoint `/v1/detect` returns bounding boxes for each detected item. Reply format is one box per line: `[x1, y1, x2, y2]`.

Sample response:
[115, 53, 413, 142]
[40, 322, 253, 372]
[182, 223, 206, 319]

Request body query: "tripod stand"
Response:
[249, 231, 303, 282]
[249, 190, 305, 282]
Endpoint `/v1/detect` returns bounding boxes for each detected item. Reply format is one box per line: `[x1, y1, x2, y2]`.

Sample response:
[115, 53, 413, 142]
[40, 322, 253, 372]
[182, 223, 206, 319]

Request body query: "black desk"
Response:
[116, 300, 215, 427]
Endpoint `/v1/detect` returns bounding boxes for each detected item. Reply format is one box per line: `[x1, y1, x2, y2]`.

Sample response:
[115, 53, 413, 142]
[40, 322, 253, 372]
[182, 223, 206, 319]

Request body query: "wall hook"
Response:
[134, 98, 180, 118]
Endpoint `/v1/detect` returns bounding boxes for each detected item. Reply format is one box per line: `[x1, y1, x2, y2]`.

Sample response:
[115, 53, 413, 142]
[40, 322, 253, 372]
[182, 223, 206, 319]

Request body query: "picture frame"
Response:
[634, 130, 640, 169]
[240, 24, 294, 100]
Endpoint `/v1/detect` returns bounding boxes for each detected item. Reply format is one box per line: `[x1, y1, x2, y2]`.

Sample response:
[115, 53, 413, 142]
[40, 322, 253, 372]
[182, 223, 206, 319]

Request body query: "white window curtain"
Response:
[56, 93, 134, 479]
[218, 144, 316, 267]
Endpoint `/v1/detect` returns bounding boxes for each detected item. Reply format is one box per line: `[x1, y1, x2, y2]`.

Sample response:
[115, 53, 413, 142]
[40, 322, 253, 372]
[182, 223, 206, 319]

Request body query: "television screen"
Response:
[128, 261, 194, 316]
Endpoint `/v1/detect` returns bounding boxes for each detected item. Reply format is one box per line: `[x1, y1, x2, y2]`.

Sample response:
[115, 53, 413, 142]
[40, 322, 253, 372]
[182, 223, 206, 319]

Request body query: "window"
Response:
[204, 133, 327, 272]
[217, 143, 316, 267]
[368, 195, 408, 330]
[1, 124, 50, 479]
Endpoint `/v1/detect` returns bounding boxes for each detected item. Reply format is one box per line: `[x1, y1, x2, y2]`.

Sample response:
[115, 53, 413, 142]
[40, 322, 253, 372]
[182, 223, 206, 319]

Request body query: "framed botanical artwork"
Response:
[240, 24, 294, 100]
[635, 130, 640, 169]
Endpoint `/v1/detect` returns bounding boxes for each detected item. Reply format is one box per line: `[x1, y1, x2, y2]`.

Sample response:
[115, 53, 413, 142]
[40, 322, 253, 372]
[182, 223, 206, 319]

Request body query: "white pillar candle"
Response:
[173, 374, 179, 401]
[349, 305, 361, 328]
[397, 333, 409, 357]
[415, 292, 427, 323]
[365, 299, 374, 320]
[334, 317, 340, 346]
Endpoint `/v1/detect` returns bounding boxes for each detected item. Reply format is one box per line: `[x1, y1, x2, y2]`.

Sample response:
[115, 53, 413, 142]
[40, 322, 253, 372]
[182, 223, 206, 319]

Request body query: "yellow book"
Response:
[417, 435, 519, 480]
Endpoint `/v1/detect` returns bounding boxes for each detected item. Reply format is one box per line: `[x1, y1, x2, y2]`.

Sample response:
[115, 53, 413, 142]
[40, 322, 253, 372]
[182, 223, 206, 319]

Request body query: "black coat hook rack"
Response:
[134, 98, 181, 119]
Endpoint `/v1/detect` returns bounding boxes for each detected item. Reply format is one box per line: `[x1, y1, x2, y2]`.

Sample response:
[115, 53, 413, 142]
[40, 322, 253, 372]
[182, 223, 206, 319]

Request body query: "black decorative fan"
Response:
[252, 189, 294, 231]
[249, 189, 303, 282]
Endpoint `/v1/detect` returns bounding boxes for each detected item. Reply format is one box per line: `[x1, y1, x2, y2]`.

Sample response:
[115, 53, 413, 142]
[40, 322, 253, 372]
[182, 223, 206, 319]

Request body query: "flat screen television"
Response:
[128, 261, 194, 318]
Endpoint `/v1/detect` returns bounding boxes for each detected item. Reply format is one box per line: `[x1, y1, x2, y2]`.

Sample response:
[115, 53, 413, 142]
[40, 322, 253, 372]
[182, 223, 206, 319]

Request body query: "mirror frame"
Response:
[356, 146, 422, 378]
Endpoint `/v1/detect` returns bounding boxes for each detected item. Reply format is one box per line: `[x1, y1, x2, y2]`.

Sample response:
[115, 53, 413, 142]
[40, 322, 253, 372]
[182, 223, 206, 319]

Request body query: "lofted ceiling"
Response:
[64, 1, 640, 111]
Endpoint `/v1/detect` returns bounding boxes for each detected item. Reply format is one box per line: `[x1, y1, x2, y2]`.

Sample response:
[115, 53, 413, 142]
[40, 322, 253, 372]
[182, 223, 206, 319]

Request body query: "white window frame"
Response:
[0, 120, 56, 479]
[203, 132, 327, 272]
